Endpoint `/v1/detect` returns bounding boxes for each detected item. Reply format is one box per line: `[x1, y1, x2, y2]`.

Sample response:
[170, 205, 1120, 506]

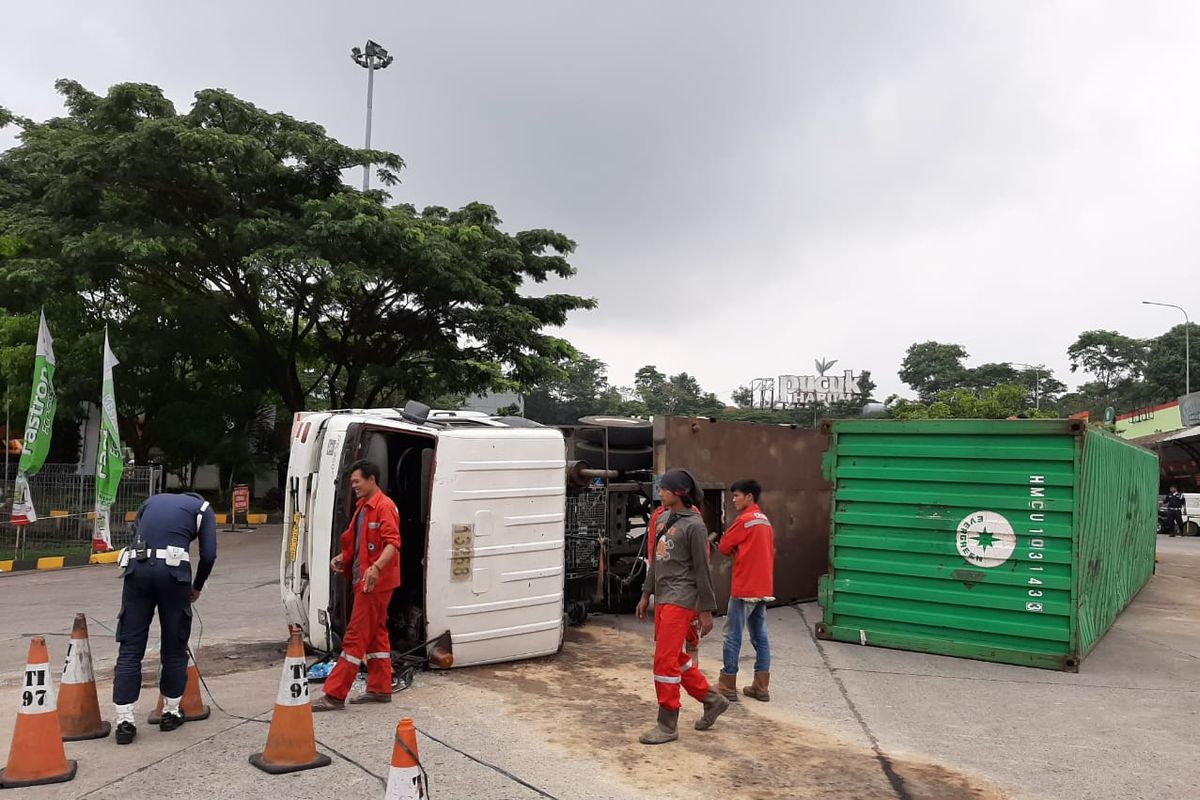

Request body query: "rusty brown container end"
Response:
[654, 416, 833, 610]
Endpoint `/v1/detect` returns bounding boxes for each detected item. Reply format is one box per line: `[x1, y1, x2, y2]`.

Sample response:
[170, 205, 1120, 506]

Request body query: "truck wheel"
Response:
[1186, 521, 1199, 537]
[574, 442, 652, 472]
[566, 601, 588, 627]
[577, 416, 653, 448]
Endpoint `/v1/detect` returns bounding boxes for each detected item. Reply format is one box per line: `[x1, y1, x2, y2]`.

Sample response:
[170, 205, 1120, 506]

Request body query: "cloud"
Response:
[4, 2, 1199, 402]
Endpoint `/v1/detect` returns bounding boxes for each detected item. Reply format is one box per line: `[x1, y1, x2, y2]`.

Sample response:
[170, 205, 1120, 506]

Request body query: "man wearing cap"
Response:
[1164, 485, 1187, 537]
[635, 469, 729, 744]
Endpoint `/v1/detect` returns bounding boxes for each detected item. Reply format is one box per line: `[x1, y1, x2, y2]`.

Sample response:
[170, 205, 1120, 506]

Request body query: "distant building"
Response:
[1181, 390, 1200, 428]
[1114, 401, 1182, 440]
[1119, 392, 1200, 491]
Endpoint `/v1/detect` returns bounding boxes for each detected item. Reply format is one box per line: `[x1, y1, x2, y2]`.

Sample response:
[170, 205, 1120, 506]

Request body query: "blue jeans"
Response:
[722, 597, 770, 676]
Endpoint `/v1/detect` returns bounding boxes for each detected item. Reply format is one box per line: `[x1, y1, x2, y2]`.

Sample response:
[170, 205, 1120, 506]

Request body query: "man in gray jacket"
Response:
[635, 469, 729, 744]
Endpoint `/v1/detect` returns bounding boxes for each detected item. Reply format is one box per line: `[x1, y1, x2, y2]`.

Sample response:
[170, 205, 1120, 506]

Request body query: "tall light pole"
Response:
[351, 40, 394, 191]
[1142, 301, 1190, 397]
[1008, 362, 1045, 410]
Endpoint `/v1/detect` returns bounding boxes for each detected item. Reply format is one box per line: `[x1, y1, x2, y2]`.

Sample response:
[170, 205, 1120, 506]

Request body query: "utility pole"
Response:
[1008, 362, 1045, 410]
[351, 40, 395, 191]
[1142, 301, 1191, 397]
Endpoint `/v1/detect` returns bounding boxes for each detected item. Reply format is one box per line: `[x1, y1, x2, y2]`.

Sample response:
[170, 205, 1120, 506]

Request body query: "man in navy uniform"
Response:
[112, 491, 217, 745]
[1164, 485, 1187, 537]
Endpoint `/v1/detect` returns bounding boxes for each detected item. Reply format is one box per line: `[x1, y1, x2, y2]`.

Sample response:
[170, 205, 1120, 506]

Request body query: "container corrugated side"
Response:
[817, 419, 1081, 671]
[1074, 427, 1158, 658]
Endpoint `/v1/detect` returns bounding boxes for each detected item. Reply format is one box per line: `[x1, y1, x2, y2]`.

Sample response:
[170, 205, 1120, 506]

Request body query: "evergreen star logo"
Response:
[956, 511, 1016, 568]
[974, 528, 999, 551]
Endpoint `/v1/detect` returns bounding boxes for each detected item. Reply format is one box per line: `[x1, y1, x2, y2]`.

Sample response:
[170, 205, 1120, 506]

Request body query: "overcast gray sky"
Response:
[4, 2, 1200, 403]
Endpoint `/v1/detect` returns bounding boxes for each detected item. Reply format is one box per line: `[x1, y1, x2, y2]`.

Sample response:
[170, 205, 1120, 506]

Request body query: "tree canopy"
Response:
[1143, 323, 1200, 401]
[892, 385, 1057, 420]
[0, 80, 593, 416]
[0, 80, 593, 480]
[1066, 330, 1148, 391]
[899, 342, 970, 402]
[523, 354, 623, 425]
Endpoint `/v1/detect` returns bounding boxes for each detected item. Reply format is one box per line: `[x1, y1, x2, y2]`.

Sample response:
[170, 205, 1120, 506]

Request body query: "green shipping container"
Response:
[816, 419, 1158, 671]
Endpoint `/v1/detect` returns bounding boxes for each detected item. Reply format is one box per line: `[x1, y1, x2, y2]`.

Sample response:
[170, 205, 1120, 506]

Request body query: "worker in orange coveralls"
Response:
[647, 500, 705, 668]
[313, 459, 401, 710]
[635, 469, 728, 744]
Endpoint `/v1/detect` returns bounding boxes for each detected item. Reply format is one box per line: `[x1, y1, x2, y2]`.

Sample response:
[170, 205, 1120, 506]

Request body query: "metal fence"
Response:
[0, 463, 162, 559]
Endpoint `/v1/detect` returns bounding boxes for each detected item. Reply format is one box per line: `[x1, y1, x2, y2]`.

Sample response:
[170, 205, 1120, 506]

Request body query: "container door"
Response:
[818, 419, 1080, 671]
[425, 428, 566, 667]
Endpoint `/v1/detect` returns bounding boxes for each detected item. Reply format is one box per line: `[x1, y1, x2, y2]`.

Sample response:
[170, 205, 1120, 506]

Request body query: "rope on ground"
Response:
[88, 605, 558, 798]
[416, 725, 562, 800]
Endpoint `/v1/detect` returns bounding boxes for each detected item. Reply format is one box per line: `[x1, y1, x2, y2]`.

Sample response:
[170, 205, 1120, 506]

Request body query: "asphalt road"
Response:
[0, 528, 1197, 799]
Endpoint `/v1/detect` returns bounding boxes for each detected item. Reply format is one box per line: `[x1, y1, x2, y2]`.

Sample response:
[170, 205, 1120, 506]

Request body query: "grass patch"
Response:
[2, 545, 94, 562]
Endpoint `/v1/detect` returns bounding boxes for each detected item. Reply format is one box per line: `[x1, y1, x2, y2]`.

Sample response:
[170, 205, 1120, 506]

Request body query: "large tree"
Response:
[731, 385, 755, 408]
[523, 352, 624, 425]
[960, 363, 1065, 409]
[0, 81, 593, 417]
[1063, 329, 1156, 416]
[1015, 368, 1067, 408]
[1143, 323, 1200, 401]
[899, 341, 970, 402]
[966, 362, 1019, 393]
[1066, 330, 1148, 391]
[632, 366, 725, 416]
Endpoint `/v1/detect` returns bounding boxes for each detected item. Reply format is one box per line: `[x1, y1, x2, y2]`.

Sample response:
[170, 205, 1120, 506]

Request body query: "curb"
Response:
[0, 549, 123, 574]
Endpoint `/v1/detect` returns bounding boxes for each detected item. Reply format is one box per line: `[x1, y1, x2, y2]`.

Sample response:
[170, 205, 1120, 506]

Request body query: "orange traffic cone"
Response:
[148, 651, 211, 724]
[59, 613, 111, 741]
[249, 625, 331, 774]
[0, 637, 77, 788]
[382, 719, 427, 799]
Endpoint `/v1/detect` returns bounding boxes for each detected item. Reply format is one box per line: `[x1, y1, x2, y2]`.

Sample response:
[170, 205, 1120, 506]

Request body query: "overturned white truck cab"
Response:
[279, 403, 567, 668]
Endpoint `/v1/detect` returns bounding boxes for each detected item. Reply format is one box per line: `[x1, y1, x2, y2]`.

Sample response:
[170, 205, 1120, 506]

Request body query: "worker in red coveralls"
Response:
[714, 478, 775, 703]
[635, 469, 729, 744]
[647, 501, 704, 669]
[313, 459, 401, 711]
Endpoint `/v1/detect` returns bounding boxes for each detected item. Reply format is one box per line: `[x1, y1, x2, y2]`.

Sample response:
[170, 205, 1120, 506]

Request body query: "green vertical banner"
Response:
[93, 330, 123, 551]
[11, 310, 56, 526]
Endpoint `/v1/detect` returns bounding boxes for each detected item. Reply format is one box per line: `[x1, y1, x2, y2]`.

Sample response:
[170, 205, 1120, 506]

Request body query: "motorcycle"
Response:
[1158, 505, 1173, 535]
[1158, 504, 1192, 536]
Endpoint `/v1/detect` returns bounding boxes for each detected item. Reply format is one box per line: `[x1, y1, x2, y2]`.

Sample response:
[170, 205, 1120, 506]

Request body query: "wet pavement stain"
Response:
[462, 625, 1008, 800]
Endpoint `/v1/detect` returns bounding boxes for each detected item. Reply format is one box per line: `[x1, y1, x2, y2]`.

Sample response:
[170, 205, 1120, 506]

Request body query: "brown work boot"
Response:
[349, 692, 393, 704]
[638, 706, 679, 745]
[717, 672, 739, 702]
[743, 671, 771, 702]
[694, 689, 730, 731]
[311, 695, 346, 712]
